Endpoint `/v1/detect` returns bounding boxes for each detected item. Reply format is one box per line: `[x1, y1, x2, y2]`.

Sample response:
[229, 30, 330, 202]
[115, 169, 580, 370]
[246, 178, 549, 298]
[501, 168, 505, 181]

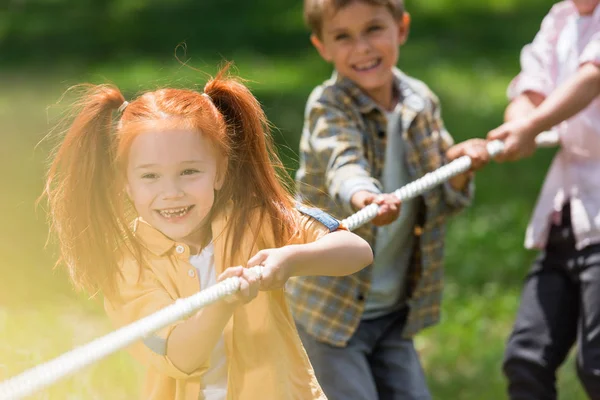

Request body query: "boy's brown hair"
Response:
[304, 0, 404, 37]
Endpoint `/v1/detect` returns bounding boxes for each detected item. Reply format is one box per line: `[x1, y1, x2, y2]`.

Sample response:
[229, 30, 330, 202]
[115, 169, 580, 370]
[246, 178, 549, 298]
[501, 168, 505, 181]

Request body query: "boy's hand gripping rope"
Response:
[0, 131, 558, 399]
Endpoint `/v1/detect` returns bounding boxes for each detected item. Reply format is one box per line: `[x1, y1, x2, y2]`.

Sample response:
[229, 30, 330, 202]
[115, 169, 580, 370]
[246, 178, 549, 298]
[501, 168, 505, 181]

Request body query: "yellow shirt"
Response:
[105, 204, 330, 400]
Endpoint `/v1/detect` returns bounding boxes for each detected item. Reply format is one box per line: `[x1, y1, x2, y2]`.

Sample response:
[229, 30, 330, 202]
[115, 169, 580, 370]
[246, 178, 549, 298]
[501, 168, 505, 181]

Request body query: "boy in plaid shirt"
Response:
[287, 1, 490, 398]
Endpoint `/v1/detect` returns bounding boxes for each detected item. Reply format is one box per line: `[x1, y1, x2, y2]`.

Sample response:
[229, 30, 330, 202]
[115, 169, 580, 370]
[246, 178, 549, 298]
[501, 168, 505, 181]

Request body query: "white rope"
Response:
[342, 132, 558, 230]
[0, 267, 262, 400]
[0, 131, 558, 399]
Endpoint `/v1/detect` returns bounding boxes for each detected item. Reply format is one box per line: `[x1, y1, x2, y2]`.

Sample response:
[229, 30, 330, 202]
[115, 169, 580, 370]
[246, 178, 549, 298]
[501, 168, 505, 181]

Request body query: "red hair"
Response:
[44, 65, 298, 296]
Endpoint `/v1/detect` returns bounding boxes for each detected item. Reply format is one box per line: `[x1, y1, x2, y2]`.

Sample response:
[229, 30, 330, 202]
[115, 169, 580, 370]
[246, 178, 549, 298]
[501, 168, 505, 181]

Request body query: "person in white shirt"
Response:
[487, 1, 600, 398]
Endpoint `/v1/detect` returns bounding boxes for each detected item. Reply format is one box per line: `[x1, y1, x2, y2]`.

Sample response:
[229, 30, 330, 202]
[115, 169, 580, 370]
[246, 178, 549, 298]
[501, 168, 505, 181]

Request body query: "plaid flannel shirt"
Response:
[287, 68, 474, 346]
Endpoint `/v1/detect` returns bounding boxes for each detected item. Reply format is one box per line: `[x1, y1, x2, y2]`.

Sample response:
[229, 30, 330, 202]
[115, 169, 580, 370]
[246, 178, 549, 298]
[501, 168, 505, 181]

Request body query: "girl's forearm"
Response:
[166, 301, 235, 374]
[288, 230, 373, 277]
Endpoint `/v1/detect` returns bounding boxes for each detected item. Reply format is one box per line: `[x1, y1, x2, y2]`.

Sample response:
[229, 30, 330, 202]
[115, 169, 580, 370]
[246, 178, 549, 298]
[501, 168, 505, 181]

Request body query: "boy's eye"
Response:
[334, 33, 350, 41]
[367, 25, 382, 33]
[181, 169, 200, 176]
[141, 173, 158, 180]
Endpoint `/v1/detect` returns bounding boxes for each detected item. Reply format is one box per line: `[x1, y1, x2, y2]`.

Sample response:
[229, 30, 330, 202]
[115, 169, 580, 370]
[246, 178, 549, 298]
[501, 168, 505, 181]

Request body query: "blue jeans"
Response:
[297, 308, 431, 400]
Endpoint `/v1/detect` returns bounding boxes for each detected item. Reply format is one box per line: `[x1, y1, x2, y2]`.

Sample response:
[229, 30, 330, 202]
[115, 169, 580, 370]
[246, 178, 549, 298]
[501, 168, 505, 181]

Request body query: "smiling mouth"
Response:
[156, 205, 194, 219]
[352, 58, 382, 72]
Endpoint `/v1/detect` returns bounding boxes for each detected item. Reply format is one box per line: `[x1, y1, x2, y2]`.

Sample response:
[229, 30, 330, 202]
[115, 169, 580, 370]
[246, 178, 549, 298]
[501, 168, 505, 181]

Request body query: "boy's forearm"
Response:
[528, 63, 600, 135]
[287, 231, 373, 277]
[167, 301, 235, 374]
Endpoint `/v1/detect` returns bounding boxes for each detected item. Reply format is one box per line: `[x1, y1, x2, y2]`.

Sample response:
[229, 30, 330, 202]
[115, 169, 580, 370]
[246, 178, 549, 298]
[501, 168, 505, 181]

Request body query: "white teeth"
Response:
[355, 59, 379, 71]
[158, 206, 191, 218]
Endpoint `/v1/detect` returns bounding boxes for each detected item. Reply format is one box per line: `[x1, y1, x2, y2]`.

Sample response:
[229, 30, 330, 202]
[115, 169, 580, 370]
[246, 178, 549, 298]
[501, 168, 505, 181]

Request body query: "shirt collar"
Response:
[333, 67, 425, 115]
[133, 201, 232, 257]
[133, 218, 177, 256]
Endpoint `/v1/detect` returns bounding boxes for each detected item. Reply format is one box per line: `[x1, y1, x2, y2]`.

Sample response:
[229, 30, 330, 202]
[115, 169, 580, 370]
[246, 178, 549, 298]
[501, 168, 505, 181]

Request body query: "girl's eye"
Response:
[141, 173, 158, 180]
[181, 169, 200, 176]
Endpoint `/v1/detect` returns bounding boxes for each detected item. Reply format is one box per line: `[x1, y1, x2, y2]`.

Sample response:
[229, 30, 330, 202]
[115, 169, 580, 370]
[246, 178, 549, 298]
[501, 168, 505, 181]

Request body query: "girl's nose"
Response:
[161, 179, 184, 199]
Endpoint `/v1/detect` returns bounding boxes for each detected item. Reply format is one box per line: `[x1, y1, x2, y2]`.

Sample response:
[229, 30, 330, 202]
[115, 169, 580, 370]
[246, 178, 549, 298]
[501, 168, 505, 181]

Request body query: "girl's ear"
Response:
[214, 158, 227, 191]
[125, 182, 133, 201]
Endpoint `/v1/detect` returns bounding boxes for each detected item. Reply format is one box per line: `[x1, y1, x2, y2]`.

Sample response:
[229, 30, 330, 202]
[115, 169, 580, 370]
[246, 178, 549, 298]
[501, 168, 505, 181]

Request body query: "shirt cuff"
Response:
[148, 322, 210, 380]
[443, 178, 474, 209]
[580, 39, 600, 66]
[338, 177, 382, 215]
[507, 75, 550, 100]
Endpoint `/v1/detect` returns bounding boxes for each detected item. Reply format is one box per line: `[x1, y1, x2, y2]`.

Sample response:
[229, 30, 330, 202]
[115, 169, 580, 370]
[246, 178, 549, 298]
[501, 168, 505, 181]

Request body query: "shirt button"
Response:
[356, 293, 365, 301]
[175, 245, 185, 254]
[188, 269, 196, 278]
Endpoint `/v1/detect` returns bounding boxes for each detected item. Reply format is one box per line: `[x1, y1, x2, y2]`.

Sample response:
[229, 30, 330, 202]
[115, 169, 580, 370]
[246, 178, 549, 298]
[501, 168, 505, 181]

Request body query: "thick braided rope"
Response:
[0, 131, 559, 399]
[0, 267, 262, 400]
[341, 140, 505, 230]
[341, 131, 558, 231]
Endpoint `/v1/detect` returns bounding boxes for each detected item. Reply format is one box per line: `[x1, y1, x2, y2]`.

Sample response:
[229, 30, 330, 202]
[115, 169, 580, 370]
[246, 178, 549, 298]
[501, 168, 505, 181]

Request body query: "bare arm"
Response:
[526, 63, 600, 135]
[167, 268, 259, 374]
[285, 230, 373, 277]
[504, 91, 545, 122]
[248, 230, 373, 291]
[166, 302, 236, 374]
[488, 63, 600, 162]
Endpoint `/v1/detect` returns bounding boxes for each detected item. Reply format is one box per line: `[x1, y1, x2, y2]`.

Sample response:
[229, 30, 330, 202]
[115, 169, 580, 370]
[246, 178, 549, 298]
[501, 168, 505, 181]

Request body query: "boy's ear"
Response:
[397, 12, 411, 45]
[310, 34, 332, 62]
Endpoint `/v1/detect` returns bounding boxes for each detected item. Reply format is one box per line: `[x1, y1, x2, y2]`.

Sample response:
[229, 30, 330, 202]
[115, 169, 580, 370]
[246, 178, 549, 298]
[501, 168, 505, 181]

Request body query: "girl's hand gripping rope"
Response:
[217, 266, 261, 305]
[246, 247, 296, 291]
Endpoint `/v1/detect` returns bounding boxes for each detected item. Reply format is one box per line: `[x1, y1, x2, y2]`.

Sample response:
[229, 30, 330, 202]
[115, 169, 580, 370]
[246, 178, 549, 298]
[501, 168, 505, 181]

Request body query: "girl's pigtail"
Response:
[45, 85, 127, 295]
[203, 65, 296, 255]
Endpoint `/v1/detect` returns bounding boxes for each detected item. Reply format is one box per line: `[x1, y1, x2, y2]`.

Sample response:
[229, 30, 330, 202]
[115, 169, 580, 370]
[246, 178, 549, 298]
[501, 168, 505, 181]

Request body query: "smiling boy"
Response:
[287, 1, 490, 399]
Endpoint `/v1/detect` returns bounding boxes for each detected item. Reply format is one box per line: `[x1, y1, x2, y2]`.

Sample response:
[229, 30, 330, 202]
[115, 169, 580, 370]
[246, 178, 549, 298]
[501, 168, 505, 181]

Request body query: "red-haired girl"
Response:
[43, 66, 373, 400]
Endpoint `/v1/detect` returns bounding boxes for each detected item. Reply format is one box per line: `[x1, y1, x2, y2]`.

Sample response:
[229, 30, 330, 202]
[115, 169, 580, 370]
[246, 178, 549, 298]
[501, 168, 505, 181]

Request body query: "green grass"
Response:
[0, 0, 591, 398]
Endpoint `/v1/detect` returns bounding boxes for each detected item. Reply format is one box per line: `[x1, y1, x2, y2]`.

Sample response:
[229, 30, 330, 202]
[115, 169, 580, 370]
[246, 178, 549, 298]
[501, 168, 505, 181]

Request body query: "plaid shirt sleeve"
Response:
[307, 99, 382, 215]
[433, 95, 474, 213]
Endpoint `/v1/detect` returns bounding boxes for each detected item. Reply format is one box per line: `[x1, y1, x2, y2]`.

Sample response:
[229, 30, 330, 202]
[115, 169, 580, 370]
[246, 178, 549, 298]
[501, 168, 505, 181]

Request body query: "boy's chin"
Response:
[345, 70, 393, 88]
[356, 78, 394, 93]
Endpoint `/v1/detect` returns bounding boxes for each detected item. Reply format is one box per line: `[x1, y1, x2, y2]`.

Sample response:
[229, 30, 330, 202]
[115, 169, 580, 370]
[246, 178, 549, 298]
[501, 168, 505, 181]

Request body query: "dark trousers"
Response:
[297, 307, 431, 400]
[503, 204, 600, 400]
